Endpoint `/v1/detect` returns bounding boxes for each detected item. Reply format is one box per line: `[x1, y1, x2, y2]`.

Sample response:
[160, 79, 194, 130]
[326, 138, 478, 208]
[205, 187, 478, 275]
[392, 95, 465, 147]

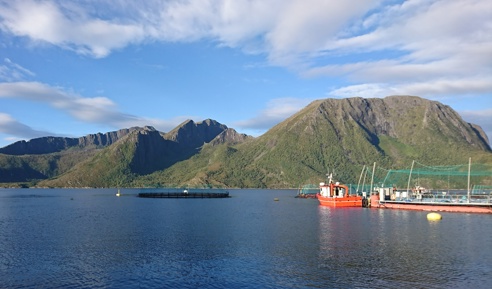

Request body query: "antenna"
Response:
[326, 172, 333, 184]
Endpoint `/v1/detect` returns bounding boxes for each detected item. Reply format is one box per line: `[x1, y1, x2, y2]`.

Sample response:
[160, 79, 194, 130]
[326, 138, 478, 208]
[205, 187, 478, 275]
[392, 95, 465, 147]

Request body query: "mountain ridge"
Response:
[1, 95, 490, 188]
[0, 127, 138, 155]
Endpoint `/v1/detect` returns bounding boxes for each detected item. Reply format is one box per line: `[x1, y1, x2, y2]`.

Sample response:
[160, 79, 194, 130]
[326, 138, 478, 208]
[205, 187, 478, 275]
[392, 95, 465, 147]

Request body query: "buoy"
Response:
[274, 198, 279, 201]
[116, 189, 121, 197]
[427, 212, 442, 221]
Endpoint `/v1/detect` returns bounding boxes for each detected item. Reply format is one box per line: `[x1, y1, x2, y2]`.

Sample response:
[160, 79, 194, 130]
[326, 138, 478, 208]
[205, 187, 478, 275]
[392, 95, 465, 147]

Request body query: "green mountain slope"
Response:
[36, 121, 239, 187]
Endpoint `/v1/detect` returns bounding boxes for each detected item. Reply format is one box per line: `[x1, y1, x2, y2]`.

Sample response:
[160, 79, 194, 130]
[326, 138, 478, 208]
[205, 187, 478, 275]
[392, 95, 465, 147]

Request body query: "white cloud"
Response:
[265, 1, 380, 66]
[0, 0, 382, 61]
[329, 78, 492, 99]
[1, 0, 490, 93]
[0, 0, 145, 57]
[317, 0, 492, 98]
[234, 97, 312, 130]
[329, 83, 396, 99]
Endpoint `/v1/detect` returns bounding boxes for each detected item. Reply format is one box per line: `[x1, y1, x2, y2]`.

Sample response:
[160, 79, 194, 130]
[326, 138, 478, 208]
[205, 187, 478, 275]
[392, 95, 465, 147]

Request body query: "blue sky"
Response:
[0, 0, 491, 149]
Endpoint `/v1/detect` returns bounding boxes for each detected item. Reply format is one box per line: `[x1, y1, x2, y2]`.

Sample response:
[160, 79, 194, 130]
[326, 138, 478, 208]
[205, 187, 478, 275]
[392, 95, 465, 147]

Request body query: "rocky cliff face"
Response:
[313, 96, 490, 150]
[127, 121, 235, 174]
[77, 128, 135, 147]
[164, 119, 228, 148]
[129, 127, 173, 174]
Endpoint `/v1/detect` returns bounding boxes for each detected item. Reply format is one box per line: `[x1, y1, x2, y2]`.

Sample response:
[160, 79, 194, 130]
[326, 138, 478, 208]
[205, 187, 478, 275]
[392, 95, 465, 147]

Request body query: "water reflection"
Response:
[317, 207, 492, 288]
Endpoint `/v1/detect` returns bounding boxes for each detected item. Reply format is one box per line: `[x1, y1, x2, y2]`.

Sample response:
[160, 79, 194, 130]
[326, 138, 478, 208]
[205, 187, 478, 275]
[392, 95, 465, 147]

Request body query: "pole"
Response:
[467, 157, 471, 203]
[357, 165, 365, 194]
[406, 160, 415, 195]
[362, 166, 368, 193]
[370, 162, 376, 195]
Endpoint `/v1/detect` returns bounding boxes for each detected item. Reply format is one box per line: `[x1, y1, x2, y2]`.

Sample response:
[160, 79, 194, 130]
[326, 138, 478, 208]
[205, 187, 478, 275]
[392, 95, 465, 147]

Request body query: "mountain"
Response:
[0, 127, 143, 184]
[1, 96, 491, 188]
[0, 119, 240, 186]
[133, 96, 492, 188]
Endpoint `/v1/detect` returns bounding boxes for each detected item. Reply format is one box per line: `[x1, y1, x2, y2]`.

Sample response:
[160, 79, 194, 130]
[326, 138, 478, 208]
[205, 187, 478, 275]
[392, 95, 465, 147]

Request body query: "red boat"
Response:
[316, 174, 362, 207]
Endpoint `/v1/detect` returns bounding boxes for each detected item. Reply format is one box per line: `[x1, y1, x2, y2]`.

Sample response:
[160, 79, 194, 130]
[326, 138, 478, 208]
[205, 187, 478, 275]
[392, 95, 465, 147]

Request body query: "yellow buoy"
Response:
[427, 212, 442, 221]
[274, 198, 279, 201]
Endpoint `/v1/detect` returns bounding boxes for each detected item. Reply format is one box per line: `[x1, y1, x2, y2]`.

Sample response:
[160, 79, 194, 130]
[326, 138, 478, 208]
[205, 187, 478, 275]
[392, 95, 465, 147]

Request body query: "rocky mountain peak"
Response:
[164, 119, 228, 147]
[312, 96, 490, 150]
[209, 128, 252, 146]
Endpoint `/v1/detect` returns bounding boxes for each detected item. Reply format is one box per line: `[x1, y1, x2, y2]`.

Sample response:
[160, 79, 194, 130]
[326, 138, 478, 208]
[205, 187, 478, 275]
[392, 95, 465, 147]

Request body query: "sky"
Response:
[0, 0, 491, 149]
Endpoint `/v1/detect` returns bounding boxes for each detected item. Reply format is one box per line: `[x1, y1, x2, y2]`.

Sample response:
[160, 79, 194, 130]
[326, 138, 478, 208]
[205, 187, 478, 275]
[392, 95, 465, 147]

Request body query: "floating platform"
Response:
[370, 195, 492, 214]
[138, 191, 230, 198]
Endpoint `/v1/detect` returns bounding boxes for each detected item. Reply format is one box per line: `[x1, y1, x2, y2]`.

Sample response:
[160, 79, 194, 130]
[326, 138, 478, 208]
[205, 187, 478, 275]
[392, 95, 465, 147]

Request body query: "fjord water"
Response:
[1, 189, 491, 289]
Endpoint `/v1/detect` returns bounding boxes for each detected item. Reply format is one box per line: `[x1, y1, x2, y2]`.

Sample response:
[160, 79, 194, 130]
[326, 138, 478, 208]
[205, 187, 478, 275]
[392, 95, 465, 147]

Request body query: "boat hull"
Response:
[370, 195, 492, 214]
[317, 194, 362, 207]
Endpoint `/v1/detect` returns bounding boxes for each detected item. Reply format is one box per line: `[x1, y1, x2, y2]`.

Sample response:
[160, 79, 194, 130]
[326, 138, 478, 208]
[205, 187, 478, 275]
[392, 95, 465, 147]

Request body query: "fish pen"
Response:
[358, 159, 492, 203]
[137, 187, 230, 198]
[138, 191, 230, 198]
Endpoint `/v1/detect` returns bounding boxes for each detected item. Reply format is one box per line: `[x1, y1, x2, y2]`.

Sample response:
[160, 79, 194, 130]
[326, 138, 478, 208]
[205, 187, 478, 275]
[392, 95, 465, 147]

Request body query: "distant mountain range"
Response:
[1, 96, 490, 188]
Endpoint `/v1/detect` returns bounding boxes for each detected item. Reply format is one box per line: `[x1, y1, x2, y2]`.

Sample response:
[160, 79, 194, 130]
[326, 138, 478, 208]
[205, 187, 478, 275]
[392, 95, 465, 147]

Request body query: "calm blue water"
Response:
[0, 188, 491, 289]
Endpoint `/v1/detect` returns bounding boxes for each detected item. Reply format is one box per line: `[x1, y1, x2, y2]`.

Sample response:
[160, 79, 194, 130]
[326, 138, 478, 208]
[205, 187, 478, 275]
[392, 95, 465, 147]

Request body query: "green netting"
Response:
[355, 161, 492, 191]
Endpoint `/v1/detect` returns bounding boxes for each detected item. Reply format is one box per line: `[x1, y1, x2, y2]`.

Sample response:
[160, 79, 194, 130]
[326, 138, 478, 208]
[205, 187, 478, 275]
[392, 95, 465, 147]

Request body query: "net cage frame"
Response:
[359, 161, 492, 195]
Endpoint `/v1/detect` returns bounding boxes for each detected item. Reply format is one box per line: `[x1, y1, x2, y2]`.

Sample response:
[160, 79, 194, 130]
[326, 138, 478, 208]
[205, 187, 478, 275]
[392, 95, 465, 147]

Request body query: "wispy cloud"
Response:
[328, 77, 492, 99]
[0, 112, 56, 139]
[0, 58, 35, 81]
[0, 81, 189, 141]
[309, 0, 492, 98]
[234, 97, 312, 131]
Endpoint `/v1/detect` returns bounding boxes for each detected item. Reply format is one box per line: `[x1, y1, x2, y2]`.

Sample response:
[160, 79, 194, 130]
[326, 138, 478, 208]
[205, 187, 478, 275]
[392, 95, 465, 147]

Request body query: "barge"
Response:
[369, 187, 492, 214]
